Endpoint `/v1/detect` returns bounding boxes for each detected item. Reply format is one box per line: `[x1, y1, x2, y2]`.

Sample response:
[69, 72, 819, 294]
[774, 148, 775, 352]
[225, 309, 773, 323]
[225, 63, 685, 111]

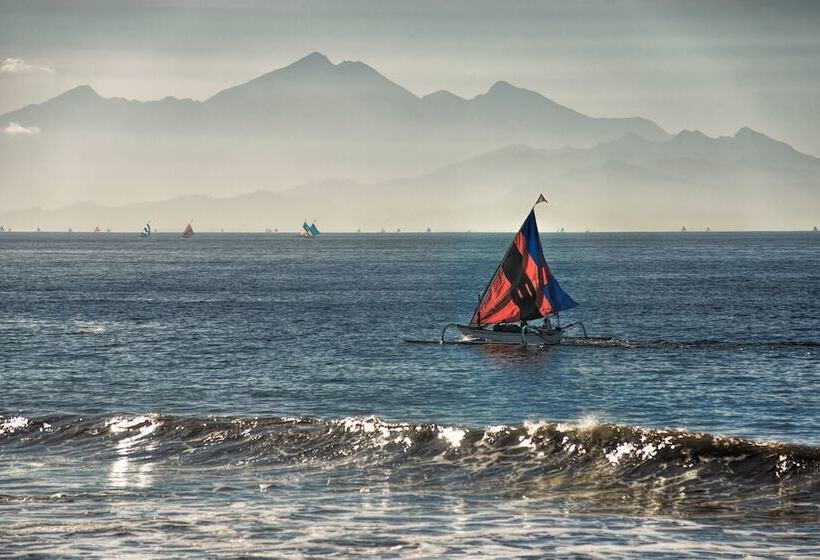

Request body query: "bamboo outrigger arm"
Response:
[440, 323, 461, 344]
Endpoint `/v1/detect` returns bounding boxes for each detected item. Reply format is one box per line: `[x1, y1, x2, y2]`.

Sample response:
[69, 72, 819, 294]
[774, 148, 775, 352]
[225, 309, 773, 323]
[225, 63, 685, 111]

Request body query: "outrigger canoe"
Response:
[436, 194, 588, 347]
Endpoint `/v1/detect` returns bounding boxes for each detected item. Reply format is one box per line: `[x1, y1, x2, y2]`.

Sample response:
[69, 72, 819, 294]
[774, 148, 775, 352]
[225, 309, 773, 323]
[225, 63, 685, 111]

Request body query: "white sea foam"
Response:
[438, 426, 466, 448]
[479, 425, 509, 445]
[0, 416, 29, 435]
[336, 417, 414, 450]
[605, 442, 636, 465]
[516, 436, 536, 450]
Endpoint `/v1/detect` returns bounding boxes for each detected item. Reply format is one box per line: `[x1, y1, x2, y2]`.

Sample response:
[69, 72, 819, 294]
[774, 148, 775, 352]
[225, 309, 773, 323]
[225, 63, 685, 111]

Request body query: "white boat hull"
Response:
[456, 325, 561, 346]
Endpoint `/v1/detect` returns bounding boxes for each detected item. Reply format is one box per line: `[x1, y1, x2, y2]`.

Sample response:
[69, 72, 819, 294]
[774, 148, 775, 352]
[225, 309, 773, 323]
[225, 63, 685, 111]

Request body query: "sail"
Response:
[308, 223, 320, 236]
[469, 209, 576, 326]
[183, 223, 194, 237]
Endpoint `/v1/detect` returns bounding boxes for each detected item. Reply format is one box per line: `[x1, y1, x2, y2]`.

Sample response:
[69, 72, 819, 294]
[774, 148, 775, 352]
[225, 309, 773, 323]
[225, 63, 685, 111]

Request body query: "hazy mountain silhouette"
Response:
[3, 52, 666, 141]
[1, 52, 673, 210]
[4, 128, 817, 232]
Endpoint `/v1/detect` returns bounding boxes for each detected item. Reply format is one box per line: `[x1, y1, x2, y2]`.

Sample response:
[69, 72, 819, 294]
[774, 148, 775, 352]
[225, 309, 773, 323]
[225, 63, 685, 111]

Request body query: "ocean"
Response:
[1, 231, 818, 558]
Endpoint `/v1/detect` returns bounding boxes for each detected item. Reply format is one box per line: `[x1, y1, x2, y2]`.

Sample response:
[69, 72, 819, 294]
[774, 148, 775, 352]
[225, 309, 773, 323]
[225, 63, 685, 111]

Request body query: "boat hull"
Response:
[456, 325, 561, 346]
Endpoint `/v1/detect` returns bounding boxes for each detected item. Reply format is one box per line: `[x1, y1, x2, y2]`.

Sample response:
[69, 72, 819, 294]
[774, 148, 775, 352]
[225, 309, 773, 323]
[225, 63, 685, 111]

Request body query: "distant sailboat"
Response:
[426, 227, 432, 233]
[814, 226, 818, 232]
[94, 226, 101, 233]
[140, 222, 152, 238]
[396, 228, 401, 233]
[380, 228, 386, 233]
[299, 220, 320, 238]
[357, 228, 361, 233]
[68, 228, 73, 233]
[680, 226, 687, 232]
[0, 225, 4, 233]
[36, 227, 41, 232]
[182, 223, 194, 238]
[706, 226, 711, 232]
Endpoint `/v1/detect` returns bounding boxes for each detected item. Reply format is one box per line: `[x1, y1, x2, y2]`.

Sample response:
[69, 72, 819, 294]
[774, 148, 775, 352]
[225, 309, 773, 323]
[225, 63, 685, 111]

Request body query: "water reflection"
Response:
[107, 415, 159, 489]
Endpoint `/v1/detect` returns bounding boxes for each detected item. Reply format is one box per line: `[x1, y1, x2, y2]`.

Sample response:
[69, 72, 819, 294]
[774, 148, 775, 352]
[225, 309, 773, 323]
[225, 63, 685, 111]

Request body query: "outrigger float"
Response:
[404, 194, 606, 348]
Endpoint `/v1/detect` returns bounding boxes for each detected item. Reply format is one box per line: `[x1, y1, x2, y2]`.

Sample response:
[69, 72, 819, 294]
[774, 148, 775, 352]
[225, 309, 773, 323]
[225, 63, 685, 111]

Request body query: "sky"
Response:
[1, 1, 820, 155]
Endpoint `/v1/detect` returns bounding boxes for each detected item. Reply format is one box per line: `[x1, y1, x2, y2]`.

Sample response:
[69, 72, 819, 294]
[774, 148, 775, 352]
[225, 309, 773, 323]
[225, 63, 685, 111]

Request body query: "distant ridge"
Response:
[3, 127, 818, 232]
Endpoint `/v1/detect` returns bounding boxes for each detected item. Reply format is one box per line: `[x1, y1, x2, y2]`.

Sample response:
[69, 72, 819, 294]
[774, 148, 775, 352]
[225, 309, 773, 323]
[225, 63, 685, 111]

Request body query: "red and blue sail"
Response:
[470, 209, 576, 326]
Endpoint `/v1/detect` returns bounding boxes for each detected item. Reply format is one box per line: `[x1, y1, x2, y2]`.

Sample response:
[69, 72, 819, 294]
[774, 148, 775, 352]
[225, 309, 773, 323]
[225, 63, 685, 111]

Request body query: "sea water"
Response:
[1, 232, 818, 557]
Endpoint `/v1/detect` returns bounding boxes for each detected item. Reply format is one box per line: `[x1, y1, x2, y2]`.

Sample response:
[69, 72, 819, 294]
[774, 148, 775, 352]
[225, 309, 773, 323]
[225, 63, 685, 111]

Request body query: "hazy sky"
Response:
[2, 0, 820, 154]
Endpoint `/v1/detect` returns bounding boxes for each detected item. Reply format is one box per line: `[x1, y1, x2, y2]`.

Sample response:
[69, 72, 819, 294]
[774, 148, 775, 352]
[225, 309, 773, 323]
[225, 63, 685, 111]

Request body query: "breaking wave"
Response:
[2, 413, 819, 519]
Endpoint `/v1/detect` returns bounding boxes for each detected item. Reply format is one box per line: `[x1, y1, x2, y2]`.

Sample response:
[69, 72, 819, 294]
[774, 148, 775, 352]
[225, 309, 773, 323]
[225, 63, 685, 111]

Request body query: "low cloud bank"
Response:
[0, 57, 53, 75]
[3, 122, 41, 135]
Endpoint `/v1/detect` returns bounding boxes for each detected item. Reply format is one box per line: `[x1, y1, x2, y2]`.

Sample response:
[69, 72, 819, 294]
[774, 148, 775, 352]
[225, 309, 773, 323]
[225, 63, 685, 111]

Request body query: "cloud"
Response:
[0, 57, 53, 75]
[3, 122, 41, 135]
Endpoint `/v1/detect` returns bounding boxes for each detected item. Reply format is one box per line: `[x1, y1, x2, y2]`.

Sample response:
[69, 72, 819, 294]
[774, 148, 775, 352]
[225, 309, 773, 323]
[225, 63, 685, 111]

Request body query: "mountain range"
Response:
[1, 52, 817, 230]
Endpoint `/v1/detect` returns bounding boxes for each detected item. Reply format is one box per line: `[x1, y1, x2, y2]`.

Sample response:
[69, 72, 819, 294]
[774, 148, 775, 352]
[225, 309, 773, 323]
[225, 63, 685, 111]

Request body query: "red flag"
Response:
[535, 194, 548, 205]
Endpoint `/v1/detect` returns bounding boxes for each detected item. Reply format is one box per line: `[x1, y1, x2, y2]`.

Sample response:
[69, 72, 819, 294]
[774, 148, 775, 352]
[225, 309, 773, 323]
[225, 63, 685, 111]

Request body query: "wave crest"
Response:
[2, 413, 819, 518]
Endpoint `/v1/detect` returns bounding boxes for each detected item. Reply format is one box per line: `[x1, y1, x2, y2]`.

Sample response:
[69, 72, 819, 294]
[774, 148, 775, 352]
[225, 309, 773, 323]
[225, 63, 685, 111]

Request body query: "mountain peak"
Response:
[291, 51, 331, 67]
[486, 80, 518, 95]
[61, 85, 100, 99]
[733, 126, 788, 148]
[731, 126, 811, 160]
[734, 126, 767, 141]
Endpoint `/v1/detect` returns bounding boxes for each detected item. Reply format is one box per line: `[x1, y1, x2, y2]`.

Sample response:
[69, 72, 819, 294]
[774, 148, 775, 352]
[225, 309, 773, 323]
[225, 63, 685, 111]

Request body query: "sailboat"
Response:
[440, 195, 582, 346]
[426, 227, 432, 233]
[299, 220, 320, 238]
[680, 226, 687, 232]
[94, 226, 101, 233]
[139, 222, 152, 238]
[182, 223, 194, 238]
